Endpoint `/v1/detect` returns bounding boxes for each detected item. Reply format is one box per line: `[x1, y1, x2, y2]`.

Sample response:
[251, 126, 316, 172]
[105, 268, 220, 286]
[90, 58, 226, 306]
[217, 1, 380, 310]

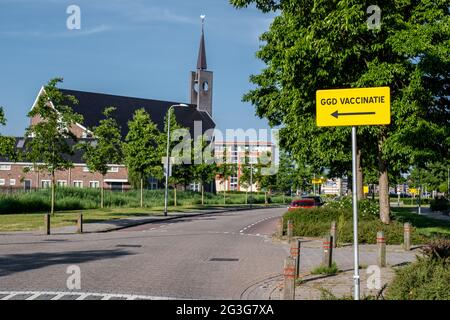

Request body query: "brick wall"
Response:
[0, 163, 130, 191]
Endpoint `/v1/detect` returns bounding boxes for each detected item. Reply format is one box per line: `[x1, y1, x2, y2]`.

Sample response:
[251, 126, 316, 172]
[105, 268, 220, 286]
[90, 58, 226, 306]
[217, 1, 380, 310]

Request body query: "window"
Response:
[83, 167, 90, 172]
[230, 176, 238, 191]
[89, 181, 100, 188]
[0, 179, 5, 186]
[57, 180, 67, 187]
[73, 181, 83, 188]
[9, 179, 16, 186]
[0, 164, 11, 171]
[23, 165, 34, 172]
[108, 167, 119, 173]
[41, 180, 51, 188]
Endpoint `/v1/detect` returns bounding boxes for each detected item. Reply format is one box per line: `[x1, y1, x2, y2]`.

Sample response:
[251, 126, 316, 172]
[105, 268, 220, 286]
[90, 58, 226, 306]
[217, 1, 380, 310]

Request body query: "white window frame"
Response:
[108, 166, 119, 173]
[0, 179, 5, 186]
[57, 180, 67, 187]
[0, 164, 11, 171]
[89, 181, 100, 188]
[41, 180, 51, 188]
[83, 167, 90, 172]
[9, 179, 16, 186]
[73, 180, 83, 188]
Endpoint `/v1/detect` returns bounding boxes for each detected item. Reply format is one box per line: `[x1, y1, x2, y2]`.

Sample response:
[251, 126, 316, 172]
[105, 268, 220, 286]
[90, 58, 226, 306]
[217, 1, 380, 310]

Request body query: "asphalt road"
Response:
[0, 208, 288, 300]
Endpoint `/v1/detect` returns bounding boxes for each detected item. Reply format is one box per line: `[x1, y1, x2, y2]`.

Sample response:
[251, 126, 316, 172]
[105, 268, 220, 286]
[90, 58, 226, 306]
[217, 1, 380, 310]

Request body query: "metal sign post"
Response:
[351, 126, 360, 300]
[316, 86, 391, 301]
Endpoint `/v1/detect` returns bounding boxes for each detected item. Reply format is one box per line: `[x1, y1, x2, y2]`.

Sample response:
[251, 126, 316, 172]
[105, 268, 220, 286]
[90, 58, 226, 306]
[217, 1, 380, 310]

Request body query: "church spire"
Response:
[197, 15, 207, 70]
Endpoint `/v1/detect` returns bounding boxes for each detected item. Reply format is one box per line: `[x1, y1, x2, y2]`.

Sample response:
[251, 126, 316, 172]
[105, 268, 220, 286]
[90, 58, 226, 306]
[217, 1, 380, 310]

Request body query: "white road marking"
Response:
[0, 291, 181, 300]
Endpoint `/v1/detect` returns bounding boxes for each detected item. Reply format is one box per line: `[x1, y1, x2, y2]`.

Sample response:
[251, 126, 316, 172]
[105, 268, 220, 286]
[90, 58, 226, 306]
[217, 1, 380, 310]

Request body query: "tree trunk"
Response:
[264, 191, 268, 205]
[378, 133, 390, 224]
[101, 176, 104, 209]
[201, 184, 204, 206]
[140, 178, 143, 208]
[174, 186, 177, 207]
[357, 147, 364, 200]
[51, 171, 55, 215]
[245, 191, 248, 204]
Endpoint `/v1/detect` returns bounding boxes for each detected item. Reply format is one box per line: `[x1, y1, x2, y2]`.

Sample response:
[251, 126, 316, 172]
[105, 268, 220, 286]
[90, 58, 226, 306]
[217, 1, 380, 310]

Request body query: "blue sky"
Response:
[0, 0, 276, 137]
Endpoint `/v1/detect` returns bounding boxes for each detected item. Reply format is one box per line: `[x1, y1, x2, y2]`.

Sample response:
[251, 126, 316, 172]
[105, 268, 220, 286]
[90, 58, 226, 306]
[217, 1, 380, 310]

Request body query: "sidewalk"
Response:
[10, 205, 283, 236]
[243, 238, 419, 300]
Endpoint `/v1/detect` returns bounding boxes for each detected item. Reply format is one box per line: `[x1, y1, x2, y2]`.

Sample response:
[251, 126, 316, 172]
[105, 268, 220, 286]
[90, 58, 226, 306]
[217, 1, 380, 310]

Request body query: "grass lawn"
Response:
[390, 207, 450, 238]
[0, 203, 275, 232]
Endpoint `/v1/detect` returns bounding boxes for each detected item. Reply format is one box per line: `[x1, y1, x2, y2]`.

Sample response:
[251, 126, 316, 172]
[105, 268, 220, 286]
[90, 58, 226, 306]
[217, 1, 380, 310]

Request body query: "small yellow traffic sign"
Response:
[363, 186, 369, 194]
[312, 178, 325, 184]
[316, 87, 390, 127]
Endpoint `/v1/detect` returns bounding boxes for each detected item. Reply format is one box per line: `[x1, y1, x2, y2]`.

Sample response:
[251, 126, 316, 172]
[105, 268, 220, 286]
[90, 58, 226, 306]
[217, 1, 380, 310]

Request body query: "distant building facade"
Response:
[214, 141, 275, 192]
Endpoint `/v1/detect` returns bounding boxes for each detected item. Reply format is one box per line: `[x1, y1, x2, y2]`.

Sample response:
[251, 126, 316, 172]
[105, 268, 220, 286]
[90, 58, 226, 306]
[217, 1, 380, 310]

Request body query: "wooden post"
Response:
[330, 221, 337, 248]
[290, 239, 301, 278]
[287, 219, 293, 242]
[77, 213, 83, 234]
[322, 235, 332, 268]
[277, 218, 283, 238]
[377, 231, 386, 267]
[282, 256, 296, 300]
[44, 214, 50, 235]
[403, 223, 411, 251]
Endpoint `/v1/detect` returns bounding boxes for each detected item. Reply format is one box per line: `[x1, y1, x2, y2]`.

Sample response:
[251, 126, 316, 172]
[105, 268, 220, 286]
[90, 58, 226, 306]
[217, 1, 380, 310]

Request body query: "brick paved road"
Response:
[0, 208, 288, 299]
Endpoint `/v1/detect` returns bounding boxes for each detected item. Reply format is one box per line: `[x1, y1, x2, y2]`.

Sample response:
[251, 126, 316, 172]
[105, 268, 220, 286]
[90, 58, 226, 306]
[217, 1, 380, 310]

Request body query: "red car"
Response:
[287, 199, 316, 211]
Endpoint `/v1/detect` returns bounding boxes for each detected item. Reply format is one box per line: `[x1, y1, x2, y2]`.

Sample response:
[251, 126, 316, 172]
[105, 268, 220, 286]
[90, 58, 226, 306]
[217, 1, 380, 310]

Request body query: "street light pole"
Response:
[164, 104, 188, 217]
[249, 162, 253, 209]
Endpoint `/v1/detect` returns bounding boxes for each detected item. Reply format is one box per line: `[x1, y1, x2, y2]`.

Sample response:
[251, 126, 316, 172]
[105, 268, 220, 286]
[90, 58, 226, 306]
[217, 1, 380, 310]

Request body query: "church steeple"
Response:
[190, 15, 213, 117]
[197, 17, 207, 70]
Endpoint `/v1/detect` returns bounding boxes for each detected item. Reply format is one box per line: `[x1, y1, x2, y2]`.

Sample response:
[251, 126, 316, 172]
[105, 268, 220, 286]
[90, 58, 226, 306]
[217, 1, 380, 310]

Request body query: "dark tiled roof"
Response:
[0, 137, 88, 163]
[59, 89, 215, 138]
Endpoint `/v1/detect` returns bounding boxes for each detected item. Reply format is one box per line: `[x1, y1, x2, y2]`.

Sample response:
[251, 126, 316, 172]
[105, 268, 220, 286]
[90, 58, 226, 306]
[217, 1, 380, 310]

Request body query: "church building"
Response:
[0, 22, 215, 192]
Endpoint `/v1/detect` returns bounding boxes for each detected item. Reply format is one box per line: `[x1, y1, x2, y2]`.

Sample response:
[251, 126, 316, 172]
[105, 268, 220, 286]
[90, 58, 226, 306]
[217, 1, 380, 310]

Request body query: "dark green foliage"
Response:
[283, 206, 426, 245]
[386, 257, 450, 300]
[430, 197, 450, 213]
[0, 189, 291, 214]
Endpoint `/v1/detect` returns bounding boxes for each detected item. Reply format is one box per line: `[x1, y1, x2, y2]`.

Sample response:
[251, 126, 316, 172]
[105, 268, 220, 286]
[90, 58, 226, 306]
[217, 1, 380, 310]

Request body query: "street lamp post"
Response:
[164, 104, 188, 217]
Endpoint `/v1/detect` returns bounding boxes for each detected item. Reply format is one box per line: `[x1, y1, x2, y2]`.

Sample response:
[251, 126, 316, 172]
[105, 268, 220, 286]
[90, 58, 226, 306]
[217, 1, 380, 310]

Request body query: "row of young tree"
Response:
[230, 0, 450, 224]
[0, 78, 284, 214]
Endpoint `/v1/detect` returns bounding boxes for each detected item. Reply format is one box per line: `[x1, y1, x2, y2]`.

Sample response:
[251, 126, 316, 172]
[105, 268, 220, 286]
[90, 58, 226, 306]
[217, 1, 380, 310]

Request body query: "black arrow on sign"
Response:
[331, 110, 376, 119]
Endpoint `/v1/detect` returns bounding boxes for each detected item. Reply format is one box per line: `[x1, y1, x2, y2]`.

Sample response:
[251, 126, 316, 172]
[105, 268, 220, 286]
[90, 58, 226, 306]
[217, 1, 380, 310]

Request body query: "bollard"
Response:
[282, 256, 296, 300]
[290, 239, 301, 278]
[403, 223, 411, 251]
[330, 221, 337, 248]
[44, 214, 50, 235]
[322, 235, 333, 268]
[377, 231, 386, 267]
[287, 219, 293, 241]
[77, 213, 83, 234]
[277, 218, 283, 237]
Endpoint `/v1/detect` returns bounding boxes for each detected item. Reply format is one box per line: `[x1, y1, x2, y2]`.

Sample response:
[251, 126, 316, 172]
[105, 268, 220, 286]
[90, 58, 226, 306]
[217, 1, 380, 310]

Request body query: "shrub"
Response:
[386, 257, 450, 300]
[430, 197, 450, 213]
[283, 206, 426, 245]
[421, 239, 450, 261]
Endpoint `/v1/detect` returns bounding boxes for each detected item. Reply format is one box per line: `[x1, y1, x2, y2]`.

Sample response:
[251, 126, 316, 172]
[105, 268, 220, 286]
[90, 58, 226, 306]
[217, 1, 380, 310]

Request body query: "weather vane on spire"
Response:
[200, 14, 206, 29]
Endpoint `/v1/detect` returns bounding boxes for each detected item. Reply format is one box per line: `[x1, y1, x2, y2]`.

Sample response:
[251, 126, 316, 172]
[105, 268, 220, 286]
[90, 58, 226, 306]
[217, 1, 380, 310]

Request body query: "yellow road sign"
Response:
[312, 178, 325, 184]
[316, 87, 390, 127]
[363, 186, 369, 194]
[409, 188, 419, 195]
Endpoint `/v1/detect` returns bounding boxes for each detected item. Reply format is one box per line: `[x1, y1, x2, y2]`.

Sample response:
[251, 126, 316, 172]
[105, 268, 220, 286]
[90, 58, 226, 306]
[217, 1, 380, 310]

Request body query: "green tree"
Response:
[0, 107, 16, 160]
[216, 146, 238, 204]
[80, 107, 122, 208]
[25, 78, 83, 215]
[159, 108, 193, 206]
[192, 135, 217, 206]
[231, 0, 450, 224]
[123, 109, 163, 207]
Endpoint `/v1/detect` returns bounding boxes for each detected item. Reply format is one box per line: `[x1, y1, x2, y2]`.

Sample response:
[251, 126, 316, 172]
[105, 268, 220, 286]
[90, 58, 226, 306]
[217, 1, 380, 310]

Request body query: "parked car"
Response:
[300, 196, 324, 207]
[288, 196, 324, 211]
